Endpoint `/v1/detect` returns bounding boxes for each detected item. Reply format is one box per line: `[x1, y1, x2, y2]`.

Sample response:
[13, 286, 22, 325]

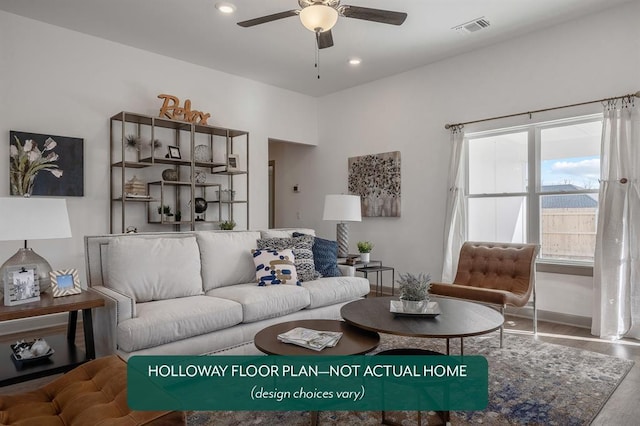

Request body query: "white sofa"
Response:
[84, 228, 370, 359]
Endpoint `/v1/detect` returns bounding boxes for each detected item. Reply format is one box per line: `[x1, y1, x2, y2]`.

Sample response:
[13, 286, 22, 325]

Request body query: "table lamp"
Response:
[0, 197, 72, 293]
[322, 194, 362, 258]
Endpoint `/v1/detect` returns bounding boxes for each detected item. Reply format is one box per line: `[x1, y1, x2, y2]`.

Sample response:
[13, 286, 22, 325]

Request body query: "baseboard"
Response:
[506, 306, 591, 329]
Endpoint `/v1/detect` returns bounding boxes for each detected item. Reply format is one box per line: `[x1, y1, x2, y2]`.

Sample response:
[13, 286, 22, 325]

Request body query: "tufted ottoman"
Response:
[0, 355, 184, 425]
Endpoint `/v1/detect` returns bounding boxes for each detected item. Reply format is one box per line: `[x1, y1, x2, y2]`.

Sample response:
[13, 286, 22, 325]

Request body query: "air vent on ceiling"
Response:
[453, 17, 490, 34]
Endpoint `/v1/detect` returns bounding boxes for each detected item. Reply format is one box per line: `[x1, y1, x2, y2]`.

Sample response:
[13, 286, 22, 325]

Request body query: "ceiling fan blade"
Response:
[317, 30, 334, 49]
[237, 10, 298, 28]
[341, 5, 407, 25]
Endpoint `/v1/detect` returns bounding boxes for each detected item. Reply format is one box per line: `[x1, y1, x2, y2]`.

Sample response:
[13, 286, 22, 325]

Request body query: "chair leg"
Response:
[500, 305, 505, 348]
[533, 285, 537, 336]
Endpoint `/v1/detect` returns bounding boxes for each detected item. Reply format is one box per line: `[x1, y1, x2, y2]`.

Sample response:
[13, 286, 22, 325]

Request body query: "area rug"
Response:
[186, 333, 633, 425]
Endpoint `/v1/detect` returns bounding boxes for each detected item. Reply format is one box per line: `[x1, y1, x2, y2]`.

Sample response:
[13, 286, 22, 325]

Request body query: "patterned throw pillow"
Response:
[293, 232, 341, 278]
[251, 248, 300, 286]
[257, 235, 321, 282]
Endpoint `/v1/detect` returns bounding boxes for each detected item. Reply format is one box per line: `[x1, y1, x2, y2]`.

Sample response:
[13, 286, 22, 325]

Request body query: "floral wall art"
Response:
[9, 131, 84, 197]
[348, 151, 401, 217]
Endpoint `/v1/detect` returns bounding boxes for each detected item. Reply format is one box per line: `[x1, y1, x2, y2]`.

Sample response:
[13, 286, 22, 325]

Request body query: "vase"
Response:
[360, 252, 370, 264]
[400, 298, 427, 313]
[10, 170, 36, 196]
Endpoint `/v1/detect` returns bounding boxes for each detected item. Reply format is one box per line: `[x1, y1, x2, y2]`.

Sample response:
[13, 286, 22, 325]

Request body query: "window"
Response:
[466, 116, 602, 265]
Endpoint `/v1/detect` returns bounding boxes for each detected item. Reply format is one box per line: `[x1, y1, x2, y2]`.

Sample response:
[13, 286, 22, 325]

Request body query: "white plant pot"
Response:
[359, 252, 370, 263]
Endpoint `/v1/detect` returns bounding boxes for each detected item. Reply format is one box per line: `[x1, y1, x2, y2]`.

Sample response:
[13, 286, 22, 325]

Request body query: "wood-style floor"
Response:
[0, 301, 639, 424]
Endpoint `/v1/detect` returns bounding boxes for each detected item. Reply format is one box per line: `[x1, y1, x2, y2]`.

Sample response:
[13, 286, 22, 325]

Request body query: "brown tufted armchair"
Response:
[0, 355, 184, 425]
[430, 241, 539, 348]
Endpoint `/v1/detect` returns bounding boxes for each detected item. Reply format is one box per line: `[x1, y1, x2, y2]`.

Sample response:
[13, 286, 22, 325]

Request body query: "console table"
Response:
[0, 290, 105, 387]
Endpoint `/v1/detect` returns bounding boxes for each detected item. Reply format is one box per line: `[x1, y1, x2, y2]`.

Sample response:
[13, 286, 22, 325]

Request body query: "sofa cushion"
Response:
[196, 231, 261, 291]
[257, 235, 321, 282]
[302, 276, 371, 309]
[252, 248, 300, 286]
[207, 284, 310, 323]
[107, 236, 203, 302]
[293, 232, 341, 278]
[117, 296, 242, 352]
[260, 228, 316, 239]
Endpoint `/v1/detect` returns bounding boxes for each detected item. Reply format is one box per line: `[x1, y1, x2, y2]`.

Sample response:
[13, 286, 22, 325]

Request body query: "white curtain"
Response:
[592, 99, 640, 339]
[441, 127, 467, 282]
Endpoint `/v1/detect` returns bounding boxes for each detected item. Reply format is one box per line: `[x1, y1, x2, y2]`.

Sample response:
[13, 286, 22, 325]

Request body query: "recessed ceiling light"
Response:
[348, 58, 362, 66]
[215, 2, 236, 14]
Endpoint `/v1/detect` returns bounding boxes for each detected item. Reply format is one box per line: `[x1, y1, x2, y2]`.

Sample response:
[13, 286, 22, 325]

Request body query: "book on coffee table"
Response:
[277, 327, 343, 351]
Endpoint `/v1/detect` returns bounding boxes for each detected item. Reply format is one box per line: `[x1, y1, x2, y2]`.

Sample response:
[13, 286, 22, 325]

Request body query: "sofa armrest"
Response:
[91, 286, 135, 357]
[339, 265, 355, 277]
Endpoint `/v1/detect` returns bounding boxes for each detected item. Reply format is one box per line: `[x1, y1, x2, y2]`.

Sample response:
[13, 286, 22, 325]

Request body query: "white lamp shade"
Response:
[323, 194, 362, 222]
[0, 198, 72, 241]
[299, 4, 339, 32]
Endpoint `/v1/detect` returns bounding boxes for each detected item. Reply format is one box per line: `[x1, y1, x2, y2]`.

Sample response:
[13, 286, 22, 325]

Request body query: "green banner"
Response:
[128, 355, 488, 411]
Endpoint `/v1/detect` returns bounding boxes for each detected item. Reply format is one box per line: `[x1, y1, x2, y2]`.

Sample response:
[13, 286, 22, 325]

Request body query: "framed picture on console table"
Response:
[50, 269, 82, 297]
[3, 265, 40, 306]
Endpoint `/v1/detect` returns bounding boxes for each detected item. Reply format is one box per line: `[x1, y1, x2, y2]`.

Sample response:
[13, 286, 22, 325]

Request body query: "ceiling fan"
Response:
[237, 0, 408, 49]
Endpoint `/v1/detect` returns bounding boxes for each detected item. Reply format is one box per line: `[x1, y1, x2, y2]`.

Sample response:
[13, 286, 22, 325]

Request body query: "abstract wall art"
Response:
[348, 151, 401, 217]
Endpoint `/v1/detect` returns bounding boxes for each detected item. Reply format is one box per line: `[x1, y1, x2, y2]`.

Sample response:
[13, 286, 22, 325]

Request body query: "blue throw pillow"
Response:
[293, 232, 341, 278]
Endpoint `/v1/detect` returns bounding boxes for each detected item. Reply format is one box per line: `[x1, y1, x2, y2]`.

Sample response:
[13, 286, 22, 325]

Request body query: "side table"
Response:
[0, 290, 105, 387]
[356, 265, 395, 296]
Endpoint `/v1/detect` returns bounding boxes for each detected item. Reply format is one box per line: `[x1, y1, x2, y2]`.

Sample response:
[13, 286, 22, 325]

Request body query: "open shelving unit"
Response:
[110, 111, 249, 233]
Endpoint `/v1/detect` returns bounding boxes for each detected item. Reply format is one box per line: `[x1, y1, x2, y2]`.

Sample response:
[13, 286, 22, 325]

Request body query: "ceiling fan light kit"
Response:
[237, 0, 407, 49]
[299, 4, 338, 32]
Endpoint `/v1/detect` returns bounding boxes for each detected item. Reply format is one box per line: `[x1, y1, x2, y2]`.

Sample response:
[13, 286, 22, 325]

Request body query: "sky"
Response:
[541, 155, 600, 190]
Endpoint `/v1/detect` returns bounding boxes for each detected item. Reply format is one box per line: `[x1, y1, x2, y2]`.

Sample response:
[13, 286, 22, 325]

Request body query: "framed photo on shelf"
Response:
[167, 145, 181, 159]
[3, 265, 40, 306]
[50, 269, 82, 297]
[227, 154, 240, 171]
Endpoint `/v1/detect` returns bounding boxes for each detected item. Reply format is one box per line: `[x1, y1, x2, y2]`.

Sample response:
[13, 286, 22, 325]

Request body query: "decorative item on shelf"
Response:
[148, 138, 162, 151]
[50, 268, 82, 297]
[124, 175, 147, 196]
[157, 204, 173, 221]
[227, 154, 240, 171]
[175, 210, 182, 222]
[167, 145, 181, 159]
[125, 134, 140, 151]
[397, 272, 432, 313]
[0, 197, 72, 296]
[323, 194, 362, 258]
[220, 189, 236, 202]
[161, 168, 178, 181]
[194, 145, 212, 162]
[125, 226, 138, 234]
[356, 241, 373, 264]
[219, 220, 236, 230]
[11, 338, 54, 365]
[194, 170, 207, 184]
[157, 93, 211, 125]
[191, 197, 208, 221]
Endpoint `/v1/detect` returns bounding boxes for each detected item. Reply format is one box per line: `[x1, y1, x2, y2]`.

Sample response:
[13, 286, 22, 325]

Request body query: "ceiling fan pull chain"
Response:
[315, 31, 320, 79]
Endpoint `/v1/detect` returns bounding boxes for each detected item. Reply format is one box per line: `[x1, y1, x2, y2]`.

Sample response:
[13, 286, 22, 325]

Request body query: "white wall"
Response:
[0, 11, 318, 291]
[274, 1, 640, 319]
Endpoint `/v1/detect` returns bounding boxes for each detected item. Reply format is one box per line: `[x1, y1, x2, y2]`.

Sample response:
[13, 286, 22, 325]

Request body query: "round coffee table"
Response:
[254, 319, 380, 356]
[341, 296, 504, 355]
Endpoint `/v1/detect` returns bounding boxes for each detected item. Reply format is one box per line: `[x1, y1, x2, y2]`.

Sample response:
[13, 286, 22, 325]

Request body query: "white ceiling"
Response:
[0, 0, 632, 97]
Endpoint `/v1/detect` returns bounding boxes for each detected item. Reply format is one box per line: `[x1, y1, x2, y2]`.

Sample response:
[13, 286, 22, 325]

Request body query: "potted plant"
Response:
[397, 272, 431, 312]
[219, 220, 236, 230]
[157, 205, 173, 221]
[357, 241, 374, 264]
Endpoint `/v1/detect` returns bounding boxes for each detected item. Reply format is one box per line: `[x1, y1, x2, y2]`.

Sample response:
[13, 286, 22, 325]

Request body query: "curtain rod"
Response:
[444, 91, 640, 130]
